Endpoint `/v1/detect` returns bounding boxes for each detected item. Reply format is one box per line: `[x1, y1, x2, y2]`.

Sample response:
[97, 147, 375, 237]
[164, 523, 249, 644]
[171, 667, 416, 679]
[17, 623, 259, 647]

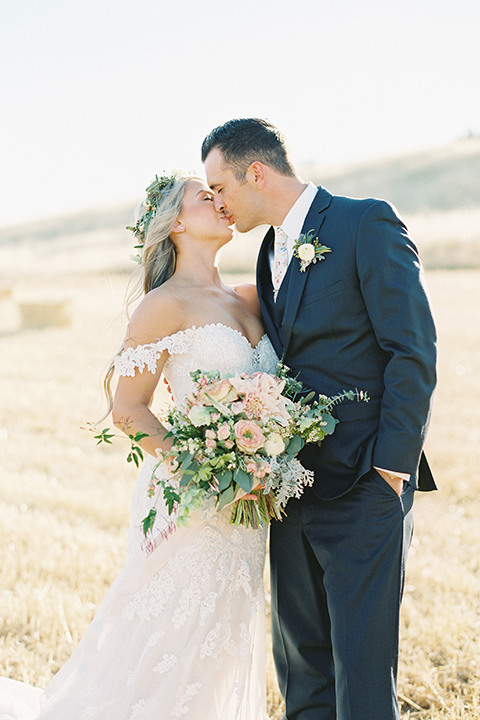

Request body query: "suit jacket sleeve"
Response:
[356, 200, 437, 475]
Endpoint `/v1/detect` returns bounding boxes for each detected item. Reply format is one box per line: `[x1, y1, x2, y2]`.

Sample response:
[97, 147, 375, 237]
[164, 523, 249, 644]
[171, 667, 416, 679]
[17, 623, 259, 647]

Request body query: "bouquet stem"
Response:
[229, 490, 286, 529]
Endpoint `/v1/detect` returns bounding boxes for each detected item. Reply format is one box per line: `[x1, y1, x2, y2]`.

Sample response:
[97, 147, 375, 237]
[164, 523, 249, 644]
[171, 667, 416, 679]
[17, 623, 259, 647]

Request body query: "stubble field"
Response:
[0, 268, 479, 718]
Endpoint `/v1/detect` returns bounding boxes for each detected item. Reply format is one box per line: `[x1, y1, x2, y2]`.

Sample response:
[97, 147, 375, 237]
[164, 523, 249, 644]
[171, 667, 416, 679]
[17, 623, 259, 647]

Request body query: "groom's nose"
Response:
[213, 194, 225, 213]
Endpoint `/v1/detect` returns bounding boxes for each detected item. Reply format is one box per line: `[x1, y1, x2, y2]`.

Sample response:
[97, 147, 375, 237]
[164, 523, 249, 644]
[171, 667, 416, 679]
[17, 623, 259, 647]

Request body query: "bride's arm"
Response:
[112, 288, 185, 458]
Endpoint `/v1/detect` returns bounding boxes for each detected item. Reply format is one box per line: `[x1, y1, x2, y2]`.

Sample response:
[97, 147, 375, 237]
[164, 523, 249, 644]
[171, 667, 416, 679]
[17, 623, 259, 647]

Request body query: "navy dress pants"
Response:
[269, 469, 415, 720]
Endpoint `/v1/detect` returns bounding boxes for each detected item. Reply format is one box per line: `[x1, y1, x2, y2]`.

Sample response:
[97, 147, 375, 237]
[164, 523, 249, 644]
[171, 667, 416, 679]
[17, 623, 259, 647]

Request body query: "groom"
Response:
[202, 118, 437, 720]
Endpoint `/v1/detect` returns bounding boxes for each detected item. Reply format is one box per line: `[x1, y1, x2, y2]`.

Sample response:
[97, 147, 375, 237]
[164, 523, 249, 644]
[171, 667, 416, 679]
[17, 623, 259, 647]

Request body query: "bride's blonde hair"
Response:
[102, 171, 199, 415]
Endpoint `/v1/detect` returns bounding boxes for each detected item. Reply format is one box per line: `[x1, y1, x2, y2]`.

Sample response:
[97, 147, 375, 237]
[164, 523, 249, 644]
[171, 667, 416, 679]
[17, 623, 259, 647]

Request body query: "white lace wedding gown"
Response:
[0, 324, 278, 720]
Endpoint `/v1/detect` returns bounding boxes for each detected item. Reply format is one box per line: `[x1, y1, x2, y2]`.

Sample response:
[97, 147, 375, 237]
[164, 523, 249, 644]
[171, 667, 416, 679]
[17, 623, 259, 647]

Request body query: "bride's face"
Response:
[177, 179, 234, 246]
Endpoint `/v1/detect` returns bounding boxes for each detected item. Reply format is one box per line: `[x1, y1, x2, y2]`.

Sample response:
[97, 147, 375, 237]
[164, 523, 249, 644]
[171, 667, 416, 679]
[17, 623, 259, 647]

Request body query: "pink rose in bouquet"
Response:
[197, 378, 238, 405]
[217, 422, 231, 441]
[234, 419, 266, 454]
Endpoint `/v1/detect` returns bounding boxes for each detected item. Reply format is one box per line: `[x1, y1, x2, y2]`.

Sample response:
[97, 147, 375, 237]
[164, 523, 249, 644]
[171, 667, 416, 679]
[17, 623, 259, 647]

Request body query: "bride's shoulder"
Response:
[125, 285, 186, 348]
[233, 283, 261, 316]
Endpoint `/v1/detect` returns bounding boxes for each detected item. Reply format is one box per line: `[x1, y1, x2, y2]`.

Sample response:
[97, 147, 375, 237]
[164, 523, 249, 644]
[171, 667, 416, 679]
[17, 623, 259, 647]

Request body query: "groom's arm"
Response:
[356, 200, 437, 477]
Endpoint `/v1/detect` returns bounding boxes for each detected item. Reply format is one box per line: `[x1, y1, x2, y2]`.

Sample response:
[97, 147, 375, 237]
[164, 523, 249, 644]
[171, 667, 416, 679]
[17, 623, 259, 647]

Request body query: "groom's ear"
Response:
[245, 161, 266, 189]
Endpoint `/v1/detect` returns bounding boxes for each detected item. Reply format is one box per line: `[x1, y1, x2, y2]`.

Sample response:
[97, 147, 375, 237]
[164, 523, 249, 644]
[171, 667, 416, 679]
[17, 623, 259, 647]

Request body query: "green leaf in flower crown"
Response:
[285, 435, 305, 457]
[216, 470, 233, 491]
[234, 468, 254, 494]
[126, 174, 177, 262]
[217, 484, 237, 510]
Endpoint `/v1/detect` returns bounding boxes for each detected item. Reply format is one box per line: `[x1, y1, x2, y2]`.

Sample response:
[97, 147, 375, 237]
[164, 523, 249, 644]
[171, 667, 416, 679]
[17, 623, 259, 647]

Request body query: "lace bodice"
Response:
[115, 323, 279, 401]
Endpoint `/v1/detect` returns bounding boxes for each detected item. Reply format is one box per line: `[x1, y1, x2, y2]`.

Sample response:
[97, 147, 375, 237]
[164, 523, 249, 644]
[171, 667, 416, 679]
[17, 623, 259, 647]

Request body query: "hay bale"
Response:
[0, 283, 13, 302]
[19, 300, 71, 328]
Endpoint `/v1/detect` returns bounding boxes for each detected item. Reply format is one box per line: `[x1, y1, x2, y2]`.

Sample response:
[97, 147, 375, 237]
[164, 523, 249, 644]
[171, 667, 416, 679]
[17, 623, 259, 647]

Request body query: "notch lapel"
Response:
[281, 186, 333, 353]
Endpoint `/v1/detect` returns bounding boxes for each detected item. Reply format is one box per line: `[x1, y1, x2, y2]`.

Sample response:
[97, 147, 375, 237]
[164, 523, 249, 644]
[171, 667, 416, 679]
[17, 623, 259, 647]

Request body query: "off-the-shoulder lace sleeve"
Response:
[114, 329, 200, 377]
[114, 341, 167, 377]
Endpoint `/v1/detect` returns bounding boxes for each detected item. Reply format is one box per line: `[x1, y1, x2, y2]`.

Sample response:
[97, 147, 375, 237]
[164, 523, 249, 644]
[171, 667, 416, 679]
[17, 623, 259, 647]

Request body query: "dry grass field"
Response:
[0, 268, 479, 718]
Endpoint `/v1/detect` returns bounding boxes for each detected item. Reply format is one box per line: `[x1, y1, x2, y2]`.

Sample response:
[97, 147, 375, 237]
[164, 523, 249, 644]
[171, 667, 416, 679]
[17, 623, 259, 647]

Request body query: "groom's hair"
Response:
[201, 118, 296, 182]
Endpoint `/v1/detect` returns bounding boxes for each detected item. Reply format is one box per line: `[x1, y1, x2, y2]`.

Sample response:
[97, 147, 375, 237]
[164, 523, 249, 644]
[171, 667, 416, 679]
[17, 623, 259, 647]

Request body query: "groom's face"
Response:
[204, 148, 264, 233]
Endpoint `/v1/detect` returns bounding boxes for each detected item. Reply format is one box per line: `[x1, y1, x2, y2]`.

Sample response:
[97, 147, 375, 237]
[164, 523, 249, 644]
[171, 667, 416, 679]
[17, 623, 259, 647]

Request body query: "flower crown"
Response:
[126, 174, 176, 263]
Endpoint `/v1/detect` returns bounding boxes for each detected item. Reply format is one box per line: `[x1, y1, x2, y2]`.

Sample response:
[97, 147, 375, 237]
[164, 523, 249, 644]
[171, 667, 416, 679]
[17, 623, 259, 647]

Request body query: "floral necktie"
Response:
[272, 226, 289, 301]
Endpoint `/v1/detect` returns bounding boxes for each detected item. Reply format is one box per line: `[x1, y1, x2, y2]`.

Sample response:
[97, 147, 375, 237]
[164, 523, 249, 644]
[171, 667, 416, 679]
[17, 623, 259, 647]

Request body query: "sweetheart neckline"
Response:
[155, 323, 268, 352]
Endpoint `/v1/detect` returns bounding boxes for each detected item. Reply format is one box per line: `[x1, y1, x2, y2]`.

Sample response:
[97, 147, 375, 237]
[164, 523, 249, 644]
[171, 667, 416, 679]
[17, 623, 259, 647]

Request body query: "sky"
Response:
[1, 0, 479, 228]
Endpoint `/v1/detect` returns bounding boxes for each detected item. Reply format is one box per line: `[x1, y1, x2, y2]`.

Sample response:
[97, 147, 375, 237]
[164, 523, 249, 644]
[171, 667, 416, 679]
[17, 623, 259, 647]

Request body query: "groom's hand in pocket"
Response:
[375, 468, 404, 496]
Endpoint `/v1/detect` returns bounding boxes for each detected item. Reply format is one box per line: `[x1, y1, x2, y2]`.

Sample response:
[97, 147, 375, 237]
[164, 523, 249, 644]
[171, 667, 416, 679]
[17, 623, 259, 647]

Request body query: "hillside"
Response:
[307, 137, 480, 270]
[1, 137, 480, 276]
[310, 136, 480, 214]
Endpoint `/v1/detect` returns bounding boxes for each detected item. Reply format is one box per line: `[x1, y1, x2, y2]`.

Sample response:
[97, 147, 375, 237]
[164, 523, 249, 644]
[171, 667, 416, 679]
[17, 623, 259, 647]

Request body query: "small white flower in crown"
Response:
[293, 229, 332, 272]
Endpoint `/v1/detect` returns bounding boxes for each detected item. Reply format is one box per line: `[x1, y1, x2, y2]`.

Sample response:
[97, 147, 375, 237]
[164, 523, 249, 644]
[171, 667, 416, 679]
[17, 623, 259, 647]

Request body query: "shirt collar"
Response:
[277, 182, 318, 241]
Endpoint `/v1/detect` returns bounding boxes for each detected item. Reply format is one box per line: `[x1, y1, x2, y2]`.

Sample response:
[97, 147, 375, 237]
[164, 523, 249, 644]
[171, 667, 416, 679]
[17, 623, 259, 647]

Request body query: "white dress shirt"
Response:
[270, 182, 318, 269]
[269, 181, 409, 484]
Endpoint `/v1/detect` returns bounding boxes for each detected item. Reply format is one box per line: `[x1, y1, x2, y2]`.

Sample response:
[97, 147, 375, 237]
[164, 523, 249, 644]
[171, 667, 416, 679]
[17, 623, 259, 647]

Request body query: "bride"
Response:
[0, 173, 277, 719]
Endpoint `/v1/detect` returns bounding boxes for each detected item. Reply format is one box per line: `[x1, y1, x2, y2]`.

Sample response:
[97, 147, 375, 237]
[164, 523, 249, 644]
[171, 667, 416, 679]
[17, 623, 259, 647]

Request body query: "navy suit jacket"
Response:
[256, 186, 437, 499]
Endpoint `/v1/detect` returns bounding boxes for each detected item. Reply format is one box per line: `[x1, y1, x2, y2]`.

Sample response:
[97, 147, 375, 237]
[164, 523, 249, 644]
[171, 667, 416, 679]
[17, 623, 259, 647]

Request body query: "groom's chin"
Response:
[234, 220, 254, 234]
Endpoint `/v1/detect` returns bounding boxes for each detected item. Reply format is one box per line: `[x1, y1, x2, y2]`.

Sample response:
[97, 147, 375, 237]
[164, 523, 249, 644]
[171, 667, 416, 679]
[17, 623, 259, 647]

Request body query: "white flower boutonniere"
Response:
[293, 229, 331, 272]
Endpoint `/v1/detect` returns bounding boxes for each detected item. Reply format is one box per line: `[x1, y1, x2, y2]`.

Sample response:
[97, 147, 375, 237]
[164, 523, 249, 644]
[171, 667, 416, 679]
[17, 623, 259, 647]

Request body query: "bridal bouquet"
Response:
[142, 364, 367, 534]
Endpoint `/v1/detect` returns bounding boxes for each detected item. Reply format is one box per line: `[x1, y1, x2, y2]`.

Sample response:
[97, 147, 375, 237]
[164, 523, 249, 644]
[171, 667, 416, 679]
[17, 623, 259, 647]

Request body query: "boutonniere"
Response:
[293, 229, 331, 272]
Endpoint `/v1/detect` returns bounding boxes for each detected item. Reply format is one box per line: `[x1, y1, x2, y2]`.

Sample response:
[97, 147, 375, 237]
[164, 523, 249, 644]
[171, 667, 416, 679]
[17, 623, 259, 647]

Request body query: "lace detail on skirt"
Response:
[31, 503, 268, 719]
